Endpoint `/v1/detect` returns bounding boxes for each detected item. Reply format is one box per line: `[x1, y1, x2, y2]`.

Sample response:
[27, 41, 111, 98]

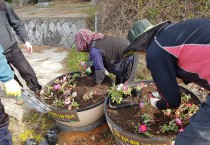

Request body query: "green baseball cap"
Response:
[123, 19, 170, 58]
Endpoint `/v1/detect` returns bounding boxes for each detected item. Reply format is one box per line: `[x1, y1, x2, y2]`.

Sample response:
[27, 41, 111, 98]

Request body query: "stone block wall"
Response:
[17, 17, 86, 48]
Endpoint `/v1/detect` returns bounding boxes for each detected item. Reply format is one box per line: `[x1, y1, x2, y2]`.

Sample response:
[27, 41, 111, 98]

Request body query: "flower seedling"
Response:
[43, 73, 82, 110]
[108, 83, 132, 104]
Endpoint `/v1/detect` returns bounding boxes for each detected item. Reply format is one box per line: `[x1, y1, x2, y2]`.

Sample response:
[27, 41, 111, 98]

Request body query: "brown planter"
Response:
[104, 80, 199, 145]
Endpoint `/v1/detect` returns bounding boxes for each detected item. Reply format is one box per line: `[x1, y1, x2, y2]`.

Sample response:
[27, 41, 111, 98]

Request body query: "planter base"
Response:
[55, 115, 106, 132]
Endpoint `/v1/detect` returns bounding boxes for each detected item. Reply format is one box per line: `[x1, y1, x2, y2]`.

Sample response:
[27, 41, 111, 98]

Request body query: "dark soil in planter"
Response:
[107, 83, 200, 139]
[42, 73, 113, 110]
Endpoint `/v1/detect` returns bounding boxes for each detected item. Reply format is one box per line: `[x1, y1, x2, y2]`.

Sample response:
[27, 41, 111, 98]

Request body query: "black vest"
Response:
[93, 36, 129, 71]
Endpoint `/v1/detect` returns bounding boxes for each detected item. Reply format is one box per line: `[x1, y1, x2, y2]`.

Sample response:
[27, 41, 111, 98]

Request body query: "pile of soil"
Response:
[106, 82, 200, 139]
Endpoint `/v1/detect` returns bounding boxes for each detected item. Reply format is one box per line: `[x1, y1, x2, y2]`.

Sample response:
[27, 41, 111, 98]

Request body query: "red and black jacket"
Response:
[146, 18, 210, 110]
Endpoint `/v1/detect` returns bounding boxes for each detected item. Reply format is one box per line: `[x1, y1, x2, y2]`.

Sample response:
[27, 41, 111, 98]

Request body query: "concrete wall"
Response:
[17, 17, 86, 48]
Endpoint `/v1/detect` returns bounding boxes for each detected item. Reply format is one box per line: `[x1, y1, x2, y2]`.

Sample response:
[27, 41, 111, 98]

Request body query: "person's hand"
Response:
[24, 42, 33, 54]
[104, 68, 109, 76]
[149, 92, 160, 108]
[85, 67, 93, 75]
[4, 79, 21, 97]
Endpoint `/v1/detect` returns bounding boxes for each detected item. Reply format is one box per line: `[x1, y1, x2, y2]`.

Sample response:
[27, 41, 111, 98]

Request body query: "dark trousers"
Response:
[0, 101, 12, 145]
[4, 44, 42, 92]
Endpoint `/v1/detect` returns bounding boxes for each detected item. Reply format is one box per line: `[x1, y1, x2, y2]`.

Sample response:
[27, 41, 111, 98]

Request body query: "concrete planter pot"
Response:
[41, 72, 113, 131]
[104, 80, 199, 145]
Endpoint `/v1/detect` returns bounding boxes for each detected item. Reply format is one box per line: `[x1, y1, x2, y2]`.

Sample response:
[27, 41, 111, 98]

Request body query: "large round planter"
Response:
[104, 80, 199, 145]
[41, 72, 113, 131]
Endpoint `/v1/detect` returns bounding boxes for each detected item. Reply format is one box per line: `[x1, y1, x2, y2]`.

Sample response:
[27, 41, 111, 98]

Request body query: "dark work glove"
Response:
[25, 138, 37, 145]
[45, 127, 60, 145]
[93, 69, 105, 84]
[118, 56, 133, 84]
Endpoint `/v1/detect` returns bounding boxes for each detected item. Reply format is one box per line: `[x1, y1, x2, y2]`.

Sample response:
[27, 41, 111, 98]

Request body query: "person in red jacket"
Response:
[123, 18, 210, 145]
[75, 29, 139, 84]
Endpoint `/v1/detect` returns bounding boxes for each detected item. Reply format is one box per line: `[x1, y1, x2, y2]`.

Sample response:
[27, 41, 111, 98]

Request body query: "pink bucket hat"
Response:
[75, 29, 104, 52]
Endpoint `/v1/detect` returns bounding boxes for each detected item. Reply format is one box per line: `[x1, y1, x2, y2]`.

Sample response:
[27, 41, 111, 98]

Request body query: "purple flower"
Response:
[175, 117, 183, 126]
[139, 124, 147, 133]
[53, 84, 61, 91]
[139, 102, 144, 108]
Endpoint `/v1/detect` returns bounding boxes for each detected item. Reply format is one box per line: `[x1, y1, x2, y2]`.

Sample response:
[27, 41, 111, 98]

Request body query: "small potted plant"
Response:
[40, 71, 113, 130]
[104, 80, 200, 145]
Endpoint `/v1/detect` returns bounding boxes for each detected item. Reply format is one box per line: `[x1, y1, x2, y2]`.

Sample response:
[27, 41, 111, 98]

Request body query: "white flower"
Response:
[72, 92, 77, 97]
[117, 84, 123, 91]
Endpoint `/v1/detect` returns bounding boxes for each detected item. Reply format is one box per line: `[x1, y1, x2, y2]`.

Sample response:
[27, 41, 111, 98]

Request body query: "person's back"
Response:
[149, 18, 210, 92]
[75, 29, 139, 84]
[124, 18, 210, 145]
[93, 36, 130, 73]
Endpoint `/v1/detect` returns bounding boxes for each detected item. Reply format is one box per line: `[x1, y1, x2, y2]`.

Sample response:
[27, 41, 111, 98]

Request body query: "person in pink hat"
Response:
[75, 29, 139, 84]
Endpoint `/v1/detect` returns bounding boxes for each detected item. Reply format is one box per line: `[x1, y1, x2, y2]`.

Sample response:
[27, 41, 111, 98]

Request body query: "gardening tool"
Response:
[21, 89, 51, 113]
[12, 73, 51, 113]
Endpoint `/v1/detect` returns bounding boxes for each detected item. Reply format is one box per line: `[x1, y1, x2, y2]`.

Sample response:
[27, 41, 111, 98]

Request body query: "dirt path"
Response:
[58, 124, 116, 145]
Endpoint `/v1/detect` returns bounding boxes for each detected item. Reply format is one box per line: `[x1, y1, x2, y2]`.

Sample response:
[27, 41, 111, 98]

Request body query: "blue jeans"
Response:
[0, 125, 13, 145]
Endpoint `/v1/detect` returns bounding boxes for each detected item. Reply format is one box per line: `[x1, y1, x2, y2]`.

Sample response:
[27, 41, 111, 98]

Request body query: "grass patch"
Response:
[67, 46, 88, 72]
[18, 111, 55, 144]
[80, 5, 96, 15]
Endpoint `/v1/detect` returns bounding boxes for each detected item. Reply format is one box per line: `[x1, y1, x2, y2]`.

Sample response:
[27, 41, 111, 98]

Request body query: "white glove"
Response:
[149, 92, 160, 108]
[151, 91, 161, 99]
[104, 68, 109, 76]
[4, 79, 21, 97]
[150, 97, 160, 108]
[24, 42, 33, 54]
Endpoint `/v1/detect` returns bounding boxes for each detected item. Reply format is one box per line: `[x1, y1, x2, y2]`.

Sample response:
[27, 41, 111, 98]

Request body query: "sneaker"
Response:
[15, 95, 25, 105]
[16, 99, 25, 105]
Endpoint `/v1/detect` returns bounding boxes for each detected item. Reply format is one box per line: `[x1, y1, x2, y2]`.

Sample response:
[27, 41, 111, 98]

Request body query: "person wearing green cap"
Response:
[0, 44, 22, 145]
[123, 18, 210, 145]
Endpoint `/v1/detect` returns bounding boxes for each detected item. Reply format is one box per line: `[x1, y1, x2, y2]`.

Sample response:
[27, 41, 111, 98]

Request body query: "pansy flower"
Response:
[53, 84, 61, 91]
[72, 92, 77, 97]
[185, 103, 192, 107]
[117, 84, 123, 91]
[139, 101, 144, 108]
[139, 124, 147, 133]
[175, 117, 183, 126]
